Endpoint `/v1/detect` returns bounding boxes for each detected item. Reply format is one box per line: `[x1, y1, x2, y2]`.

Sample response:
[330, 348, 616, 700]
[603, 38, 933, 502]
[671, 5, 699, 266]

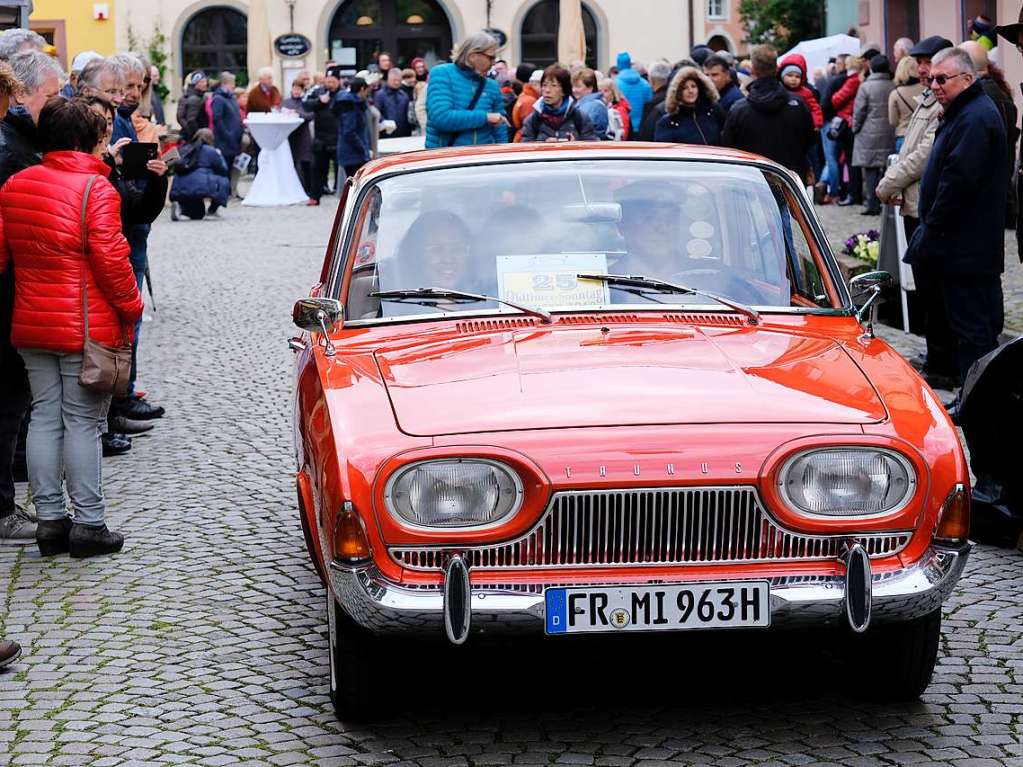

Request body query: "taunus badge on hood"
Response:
[564, 462, 743, 478]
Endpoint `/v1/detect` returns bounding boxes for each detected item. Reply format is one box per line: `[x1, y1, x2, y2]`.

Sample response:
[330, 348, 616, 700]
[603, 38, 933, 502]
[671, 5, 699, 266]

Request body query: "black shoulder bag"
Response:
[447, 76, 488, 147]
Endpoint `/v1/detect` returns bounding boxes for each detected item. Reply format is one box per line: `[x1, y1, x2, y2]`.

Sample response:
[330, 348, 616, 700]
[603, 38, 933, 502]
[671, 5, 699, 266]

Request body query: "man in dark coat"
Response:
[722, 45, 815, 179]
[374, 67, 411, 138]
[211, 72, 243, 177]
[905, 47, 1007, 389]
[0, 50, 60, 545]
[635, 60, 671, 141]
[177, 71, 208, 142]
[303, 68, 342, 203]
[703, 54, 743, 113]
[0, 53, 29, 675]
[0, 63, 38, 544]
[282, 81, 315, 200]
[960, 41, 1018, 225]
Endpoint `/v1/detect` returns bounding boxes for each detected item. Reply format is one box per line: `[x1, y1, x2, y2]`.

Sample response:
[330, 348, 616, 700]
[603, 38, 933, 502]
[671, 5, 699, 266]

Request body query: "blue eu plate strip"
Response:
[545, 589, 567, 634]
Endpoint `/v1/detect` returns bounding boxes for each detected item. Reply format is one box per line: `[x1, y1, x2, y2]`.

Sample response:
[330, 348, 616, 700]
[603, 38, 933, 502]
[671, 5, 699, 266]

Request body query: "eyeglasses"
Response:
[925, 72, 967, 86]
[476, 51, 496, 62]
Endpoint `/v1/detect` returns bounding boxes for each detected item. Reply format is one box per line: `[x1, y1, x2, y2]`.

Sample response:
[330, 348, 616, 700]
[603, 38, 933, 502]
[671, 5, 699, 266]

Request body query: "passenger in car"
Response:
[395, 210, 495, 297]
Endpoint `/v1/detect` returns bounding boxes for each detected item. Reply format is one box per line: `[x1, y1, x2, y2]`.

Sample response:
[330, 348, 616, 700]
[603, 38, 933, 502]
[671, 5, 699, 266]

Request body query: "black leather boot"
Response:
[36, 517, 72, 557]
[69, 523, 124, 559]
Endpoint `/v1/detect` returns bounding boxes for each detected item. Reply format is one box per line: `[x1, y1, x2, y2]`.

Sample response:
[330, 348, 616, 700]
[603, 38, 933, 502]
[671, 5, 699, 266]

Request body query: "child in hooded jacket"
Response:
[778, 53, 823, 130]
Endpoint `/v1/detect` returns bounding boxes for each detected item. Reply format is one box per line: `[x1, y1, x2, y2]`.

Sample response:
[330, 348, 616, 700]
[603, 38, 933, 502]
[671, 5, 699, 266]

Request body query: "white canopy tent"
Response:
[782, 34, 862, 78]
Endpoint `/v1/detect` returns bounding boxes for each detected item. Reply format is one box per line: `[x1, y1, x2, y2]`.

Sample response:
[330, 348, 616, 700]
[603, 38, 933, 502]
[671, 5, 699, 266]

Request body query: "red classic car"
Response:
[291, 144, 971, 719]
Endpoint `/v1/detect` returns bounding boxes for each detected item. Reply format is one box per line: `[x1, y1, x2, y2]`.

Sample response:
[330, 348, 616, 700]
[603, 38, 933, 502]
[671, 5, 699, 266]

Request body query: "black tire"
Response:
[326, 590, 378, 721]
[843, 607, 942, 701]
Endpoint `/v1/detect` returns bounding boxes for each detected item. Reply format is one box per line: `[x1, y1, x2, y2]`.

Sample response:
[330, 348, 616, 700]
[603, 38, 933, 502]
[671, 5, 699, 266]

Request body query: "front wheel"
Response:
[843, 607, 942, 701]
[327, 589, 378, 721]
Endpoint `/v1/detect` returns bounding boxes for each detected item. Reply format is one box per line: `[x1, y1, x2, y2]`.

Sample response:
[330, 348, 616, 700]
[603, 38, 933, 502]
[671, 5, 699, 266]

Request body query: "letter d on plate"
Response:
[545, 588, 567, 634]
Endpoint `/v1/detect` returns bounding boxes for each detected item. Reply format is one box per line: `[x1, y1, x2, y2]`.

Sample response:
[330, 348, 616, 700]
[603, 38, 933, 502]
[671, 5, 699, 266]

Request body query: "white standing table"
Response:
[242, 113, 309, 207]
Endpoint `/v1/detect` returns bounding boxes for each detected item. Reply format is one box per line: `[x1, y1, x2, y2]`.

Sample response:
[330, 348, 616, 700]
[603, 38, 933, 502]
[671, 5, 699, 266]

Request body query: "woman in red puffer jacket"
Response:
[0, 97, 142, 559]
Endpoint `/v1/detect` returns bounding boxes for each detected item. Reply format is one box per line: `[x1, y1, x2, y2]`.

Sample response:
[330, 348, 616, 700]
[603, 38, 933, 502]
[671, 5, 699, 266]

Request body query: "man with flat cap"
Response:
[876, 35, 958, 388]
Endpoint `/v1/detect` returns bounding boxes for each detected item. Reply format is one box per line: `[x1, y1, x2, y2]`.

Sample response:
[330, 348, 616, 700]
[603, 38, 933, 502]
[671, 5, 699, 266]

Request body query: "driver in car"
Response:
[613, 181, 687, 279]
[611, 180, 765, 306]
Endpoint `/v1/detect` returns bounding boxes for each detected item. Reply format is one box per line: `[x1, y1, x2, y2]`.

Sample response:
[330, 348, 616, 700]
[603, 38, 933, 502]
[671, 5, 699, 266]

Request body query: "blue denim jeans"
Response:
[18, 349, 110, 525]
[821, 132, 841, 198]
[127, 224, 149, 395]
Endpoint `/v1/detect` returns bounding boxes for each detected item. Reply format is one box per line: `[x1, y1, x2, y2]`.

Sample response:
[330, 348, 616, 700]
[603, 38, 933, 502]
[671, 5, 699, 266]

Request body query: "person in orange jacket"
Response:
[511, 67, 541, 142]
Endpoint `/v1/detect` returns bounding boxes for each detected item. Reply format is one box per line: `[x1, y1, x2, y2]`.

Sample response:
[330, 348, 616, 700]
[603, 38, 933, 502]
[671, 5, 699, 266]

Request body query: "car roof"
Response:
[352, 142, 796, 183]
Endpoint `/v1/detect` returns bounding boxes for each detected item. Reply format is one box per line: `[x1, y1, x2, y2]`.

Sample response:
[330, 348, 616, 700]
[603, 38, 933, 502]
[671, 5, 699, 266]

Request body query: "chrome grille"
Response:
[390, 487, 912, 571]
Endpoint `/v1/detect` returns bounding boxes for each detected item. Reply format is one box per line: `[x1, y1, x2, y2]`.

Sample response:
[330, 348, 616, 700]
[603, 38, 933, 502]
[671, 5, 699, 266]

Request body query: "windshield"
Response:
[343, 160, 839, 322]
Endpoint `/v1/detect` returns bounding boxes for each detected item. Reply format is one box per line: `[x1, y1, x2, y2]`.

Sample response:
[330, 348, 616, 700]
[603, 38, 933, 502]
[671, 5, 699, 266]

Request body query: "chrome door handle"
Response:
[288, 337, 307, 353]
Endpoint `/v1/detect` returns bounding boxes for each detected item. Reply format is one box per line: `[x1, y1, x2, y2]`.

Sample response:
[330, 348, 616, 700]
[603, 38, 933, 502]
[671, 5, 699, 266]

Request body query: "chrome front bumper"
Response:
[328, 544, 971, 637]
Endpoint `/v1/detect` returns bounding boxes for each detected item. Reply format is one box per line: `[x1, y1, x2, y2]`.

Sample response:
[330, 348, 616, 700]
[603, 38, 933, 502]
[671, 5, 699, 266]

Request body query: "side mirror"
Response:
[293, 298, 343, 356]
[849, 270, 893, 296]
[848, 270, 892, 336]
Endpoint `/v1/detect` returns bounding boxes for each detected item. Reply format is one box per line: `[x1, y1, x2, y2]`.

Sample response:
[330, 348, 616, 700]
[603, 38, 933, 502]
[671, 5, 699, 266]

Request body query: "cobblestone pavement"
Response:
[816, 203, 1023, 334]
[1, 198, 1021, 767]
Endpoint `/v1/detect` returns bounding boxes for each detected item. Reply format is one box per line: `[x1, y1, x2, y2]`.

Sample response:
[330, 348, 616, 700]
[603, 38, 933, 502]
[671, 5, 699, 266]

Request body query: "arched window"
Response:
[520, 0, 598, 70]
[329, 0, 453, 73]
[707, 34, 732, 53]
[181, 7, 248, 86]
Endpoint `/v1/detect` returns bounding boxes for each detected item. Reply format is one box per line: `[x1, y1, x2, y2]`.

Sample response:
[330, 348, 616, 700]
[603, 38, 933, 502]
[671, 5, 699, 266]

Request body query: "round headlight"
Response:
[384, 459, 523, 528]
[778, 448, 916, 517]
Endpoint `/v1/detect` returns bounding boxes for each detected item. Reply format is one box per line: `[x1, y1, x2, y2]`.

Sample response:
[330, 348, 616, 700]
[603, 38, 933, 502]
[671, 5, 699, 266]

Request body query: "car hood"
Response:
[373, 325, 887, 436]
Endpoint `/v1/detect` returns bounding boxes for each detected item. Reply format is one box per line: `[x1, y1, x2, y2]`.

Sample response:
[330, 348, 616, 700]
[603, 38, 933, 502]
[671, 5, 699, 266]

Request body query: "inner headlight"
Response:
[778, 448, 916, 516]
[384, 459, 523, 528]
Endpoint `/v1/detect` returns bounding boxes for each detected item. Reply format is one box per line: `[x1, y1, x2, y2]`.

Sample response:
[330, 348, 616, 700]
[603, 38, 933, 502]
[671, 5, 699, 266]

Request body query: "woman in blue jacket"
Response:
[170, 129, 230, 220]
[654, 67, 726, 146]
[425, 31, 508, 148]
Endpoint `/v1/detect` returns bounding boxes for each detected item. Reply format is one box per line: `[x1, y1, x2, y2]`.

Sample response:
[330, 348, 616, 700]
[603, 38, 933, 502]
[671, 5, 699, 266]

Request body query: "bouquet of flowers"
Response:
[844, 230, 880, 266]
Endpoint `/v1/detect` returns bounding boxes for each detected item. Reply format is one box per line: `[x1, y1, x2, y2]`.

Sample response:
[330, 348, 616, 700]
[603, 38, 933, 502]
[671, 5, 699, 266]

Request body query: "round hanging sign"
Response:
[274, 33, 312, 58]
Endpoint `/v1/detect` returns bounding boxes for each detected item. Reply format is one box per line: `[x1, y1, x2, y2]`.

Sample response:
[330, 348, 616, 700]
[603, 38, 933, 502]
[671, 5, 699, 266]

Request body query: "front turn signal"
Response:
[334, 502, 371, 563]
[935, 484, 970, 542]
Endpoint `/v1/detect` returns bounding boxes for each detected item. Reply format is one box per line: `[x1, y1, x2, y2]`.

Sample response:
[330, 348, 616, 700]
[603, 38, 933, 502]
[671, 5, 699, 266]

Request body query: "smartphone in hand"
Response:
[121, 142, 159, 179]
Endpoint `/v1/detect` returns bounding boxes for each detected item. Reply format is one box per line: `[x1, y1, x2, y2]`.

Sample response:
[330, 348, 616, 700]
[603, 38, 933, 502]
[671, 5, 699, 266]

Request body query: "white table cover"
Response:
[242, 114, 309, 207]
[378, 135, 426, 156]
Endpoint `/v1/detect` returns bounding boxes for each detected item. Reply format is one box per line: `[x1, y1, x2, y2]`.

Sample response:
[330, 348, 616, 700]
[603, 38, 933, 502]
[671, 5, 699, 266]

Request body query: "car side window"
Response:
[763, 177, 830, 308]
[345, 187, 384, 320]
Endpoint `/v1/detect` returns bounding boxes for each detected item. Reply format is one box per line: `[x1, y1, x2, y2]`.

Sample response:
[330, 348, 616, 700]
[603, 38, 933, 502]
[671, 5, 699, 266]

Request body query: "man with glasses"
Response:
[876, 35, 956, 389]
[0, 51, 62, 546]
[904, 47, 1007, 409]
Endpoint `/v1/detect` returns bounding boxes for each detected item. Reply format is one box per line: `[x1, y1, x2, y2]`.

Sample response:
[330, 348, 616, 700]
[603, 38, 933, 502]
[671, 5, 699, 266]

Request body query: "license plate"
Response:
[544, 581, 770, 635]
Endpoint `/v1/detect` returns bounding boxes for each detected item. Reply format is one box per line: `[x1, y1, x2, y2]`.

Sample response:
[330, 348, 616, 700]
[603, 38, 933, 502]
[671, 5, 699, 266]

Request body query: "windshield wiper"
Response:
[577, 273, 760, 325]
[369, 287, 553, 324]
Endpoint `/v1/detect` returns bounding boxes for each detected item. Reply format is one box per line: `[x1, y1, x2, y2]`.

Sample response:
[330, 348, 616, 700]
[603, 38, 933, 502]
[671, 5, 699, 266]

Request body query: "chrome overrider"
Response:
[328, 542, 972, 638]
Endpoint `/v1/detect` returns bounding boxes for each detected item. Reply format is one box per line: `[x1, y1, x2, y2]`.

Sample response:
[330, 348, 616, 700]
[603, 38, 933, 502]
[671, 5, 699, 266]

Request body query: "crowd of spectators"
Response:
[0, 15, 1019, 668]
